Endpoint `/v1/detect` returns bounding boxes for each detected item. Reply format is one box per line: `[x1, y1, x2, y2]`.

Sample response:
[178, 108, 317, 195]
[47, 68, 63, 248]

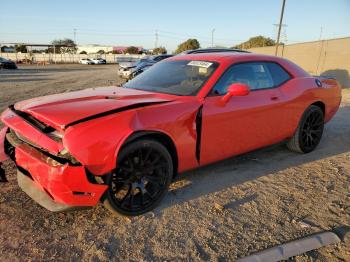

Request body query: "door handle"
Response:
[270, 96, 279, 101]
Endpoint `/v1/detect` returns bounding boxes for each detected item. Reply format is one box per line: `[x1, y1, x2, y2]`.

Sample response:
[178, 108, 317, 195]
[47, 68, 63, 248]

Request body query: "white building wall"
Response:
[77, 45, 113, 54]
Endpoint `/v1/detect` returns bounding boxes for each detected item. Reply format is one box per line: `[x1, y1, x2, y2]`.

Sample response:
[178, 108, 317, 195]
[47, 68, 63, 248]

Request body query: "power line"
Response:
[159, 30, 245, 42]
[155, 29, 158, 48]
[211, 29, 215, 47]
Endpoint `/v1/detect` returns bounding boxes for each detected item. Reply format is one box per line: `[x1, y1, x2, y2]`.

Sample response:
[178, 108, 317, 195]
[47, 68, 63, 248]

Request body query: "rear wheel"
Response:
[103, 139, 173, 216]
[287, 105, 324, 153]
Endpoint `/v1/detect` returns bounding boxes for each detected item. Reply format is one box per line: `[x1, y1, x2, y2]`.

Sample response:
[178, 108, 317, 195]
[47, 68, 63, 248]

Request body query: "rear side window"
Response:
[211, 61, 291, 95]
[266, 62, 291, 86]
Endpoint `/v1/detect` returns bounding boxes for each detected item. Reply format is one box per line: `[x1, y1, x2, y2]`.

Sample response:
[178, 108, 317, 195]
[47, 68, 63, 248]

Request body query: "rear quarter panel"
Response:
[280, 76, 342, 138]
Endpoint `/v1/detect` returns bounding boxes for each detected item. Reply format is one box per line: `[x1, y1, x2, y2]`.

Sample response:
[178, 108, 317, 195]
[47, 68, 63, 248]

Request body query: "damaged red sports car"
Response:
[0, 53, 342, 216]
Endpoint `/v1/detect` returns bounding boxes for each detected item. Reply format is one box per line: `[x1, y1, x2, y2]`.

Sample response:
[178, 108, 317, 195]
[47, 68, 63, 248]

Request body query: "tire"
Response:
[103, 139, 173, 216]
[287, 105, 324, 153]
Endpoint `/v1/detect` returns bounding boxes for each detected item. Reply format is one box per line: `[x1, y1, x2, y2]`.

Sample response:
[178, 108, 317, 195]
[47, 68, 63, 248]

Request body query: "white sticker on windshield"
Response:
[188, 61, 213, 68]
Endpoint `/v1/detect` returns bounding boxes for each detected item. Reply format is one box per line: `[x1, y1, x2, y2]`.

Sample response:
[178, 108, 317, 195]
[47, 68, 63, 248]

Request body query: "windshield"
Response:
[124, 60, 218, 96]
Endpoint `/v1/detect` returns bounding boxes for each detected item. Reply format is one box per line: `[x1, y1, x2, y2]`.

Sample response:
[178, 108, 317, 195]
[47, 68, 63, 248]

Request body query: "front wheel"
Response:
[287, 105, 324, 153]
[103, 139, 173, 216]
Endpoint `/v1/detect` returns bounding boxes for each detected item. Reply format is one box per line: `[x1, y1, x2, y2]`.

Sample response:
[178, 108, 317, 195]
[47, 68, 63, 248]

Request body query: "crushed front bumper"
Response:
[17, 170, 80, 212]
[14, 143, 108, 211]
[0, 125, 108, 212]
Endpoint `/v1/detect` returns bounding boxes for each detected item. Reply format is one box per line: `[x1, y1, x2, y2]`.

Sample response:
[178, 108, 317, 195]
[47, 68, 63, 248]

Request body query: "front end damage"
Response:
[0, 107, 107, 212]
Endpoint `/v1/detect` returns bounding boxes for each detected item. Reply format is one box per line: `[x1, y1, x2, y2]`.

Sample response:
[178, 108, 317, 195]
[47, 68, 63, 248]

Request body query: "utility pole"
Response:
[155, 29, 158, 49]
[211, 28, 215, 47]
[319, 26, 323, 40]
[275, 0, 286, 56]
[73, 28, 77, 44]
[273, 23, 287, 45]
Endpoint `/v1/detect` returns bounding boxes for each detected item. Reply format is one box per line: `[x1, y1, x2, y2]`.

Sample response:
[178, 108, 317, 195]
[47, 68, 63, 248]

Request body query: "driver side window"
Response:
[212, 62, 274, 95]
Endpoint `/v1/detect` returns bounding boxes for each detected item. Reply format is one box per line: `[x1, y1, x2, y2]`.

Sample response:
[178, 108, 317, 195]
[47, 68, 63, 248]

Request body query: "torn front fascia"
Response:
[9, 105, 55, 133]
[6, 130, 80, 166]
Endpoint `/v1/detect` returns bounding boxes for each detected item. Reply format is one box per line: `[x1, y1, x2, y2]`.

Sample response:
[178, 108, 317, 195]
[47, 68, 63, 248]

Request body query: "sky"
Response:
[0, 0, 349, 52]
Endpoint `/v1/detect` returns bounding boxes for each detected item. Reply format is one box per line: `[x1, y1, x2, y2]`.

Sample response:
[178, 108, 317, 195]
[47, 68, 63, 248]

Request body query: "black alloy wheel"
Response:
[287, 105, 324, 153]
[103, 139, 173, 216]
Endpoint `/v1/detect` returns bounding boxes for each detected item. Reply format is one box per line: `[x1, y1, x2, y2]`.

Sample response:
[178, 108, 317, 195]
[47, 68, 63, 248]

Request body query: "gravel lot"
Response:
[0, 64, 349, 261]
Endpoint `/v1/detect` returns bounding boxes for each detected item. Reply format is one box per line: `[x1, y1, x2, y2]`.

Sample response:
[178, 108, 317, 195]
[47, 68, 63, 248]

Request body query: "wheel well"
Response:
[122, 131, 178, 178]
[311, 101, 325, 115]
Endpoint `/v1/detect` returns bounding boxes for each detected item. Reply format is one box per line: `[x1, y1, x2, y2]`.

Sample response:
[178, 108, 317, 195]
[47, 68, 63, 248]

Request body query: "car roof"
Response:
[167, 52, 309, 78]
[168, 52, 271, 62]
[183, 48, 249, 54]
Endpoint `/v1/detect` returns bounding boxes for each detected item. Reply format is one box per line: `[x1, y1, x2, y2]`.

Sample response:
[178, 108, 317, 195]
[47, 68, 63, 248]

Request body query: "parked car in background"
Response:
[0, 57, 17, 69]
[117, 57, 140, 69]
[118, 57, 152, 78]
[118, 54, 173, 79]
[79, 58, 94, 65]
[129, 63, 153, 79]
[0, 52, 341, 216]
[91, 58, 106, 64]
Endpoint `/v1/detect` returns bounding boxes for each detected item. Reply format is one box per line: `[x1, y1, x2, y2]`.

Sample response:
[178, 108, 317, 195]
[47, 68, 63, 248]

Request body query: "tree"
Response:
[50, 38, 77, 54]
[233, 36, 276, 49]
[97, 50, 105, 54]
[15, 45, 28, 53]
[0, 45, 9, 52]
[125, 46, 139, 54]
[153, 47, 167, 54]
[175, 39, 200, 54]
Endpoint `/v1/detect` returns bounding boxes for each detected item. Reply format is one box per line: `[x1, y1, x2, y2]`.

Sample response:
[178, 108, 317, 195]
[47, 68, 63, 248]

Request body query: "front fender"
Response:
[63, 100, 201, 176]
[63, 110, 137, 175]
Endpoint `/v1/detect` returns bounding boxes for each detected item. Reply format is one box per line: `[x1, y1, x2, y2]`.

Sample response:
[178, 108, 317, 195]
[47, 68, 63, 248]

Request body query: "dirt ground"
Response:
[0, 64, 349, 261]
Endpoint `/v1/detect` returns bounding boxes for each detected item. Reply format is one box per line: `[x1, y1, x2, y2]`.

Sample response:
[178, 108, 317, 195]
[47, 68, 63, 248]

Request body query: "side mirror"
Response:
[221, 83, 250, 103]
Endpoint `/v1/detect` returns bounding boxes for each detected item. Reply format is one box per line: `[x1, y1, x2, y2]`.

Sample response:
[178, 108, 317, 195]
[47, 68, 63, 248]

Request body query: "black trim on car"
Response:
[65, 101, 171, 128]
[195, 105, 203, 163]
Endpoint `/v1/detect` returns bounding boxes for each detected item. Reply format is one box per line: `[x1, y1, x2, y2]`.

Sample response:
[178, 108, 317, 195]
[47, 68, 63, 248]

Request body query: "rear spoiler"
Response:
[313, 75, 341, 89]
[313, 75, 336, 80]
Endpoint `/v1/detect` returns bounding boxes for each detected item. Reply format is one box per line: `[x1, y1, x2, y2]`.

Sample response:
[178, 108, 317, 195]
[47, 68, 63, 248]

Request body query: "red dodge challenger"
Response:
[0, 52, 341, 216]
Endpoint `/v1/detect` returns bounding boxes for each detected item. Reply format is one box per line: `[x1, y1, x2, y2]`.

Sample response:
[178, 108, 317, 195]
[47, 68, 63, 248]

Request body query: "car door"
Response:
[200, 61, 291, 165]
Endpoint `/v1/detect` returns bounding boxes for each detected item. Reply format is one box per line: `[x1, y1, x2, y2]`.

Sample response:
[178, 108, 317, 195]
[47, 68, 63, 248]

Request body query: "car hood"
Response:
[14, 87, 174, 130]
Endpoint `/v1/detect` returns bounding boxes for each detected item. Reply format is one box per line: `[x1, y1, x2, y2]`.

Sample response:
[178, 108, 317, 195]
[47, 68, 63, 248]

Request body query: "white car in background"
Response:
[90, 58, 107, 64]
[118, 55, 173, 79]
[79, 58, 93, 65]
